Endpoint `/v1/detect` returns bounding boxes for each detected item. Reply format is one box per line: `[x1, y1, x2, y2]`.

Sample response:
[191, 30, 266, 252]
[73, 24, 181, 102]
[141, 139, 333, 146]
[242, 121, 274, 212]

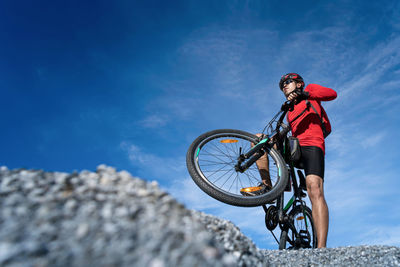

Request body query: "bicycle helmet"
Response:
[279, 73, 305, 90]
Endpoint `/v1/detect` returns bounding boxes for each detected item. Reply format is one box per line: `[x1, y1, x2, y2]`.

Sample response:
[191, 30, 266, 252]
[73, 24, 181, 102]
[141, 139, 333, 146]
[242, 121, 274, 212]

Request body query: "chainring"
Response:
[265, 205, 278, 231]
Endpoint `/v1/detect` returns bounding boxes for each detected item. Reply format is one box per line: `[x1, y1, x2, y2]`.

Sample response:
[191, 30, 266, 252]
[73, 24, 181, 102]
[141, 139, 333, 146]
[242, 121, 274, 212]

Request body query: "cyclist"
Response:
[282, 73, 337, 248]
[244, 73, 337, 248]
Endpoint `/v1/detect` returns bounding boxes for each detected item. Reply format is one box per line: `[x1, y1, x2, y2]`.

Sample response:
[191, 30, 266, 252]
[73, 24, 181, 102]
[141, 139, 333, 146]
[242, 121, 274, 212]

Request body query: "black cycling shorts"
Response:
[298, 146, 325, 179]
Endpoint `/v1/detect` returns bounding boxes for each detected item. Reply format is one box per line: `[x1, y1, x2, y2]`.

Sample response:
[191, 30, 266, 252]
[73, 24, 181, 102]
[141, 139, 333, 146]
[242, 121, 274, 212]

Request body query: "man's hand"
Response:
[287, 91, 299, 102]
[287, 89, 309, 103]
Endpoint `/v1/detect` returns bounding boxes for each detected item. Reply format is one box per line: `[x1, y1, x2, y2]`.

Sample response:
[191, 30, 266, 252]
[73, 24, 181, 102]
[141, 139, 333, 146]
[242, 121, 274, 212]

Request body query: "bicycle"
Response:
[186, 100, 317, 249]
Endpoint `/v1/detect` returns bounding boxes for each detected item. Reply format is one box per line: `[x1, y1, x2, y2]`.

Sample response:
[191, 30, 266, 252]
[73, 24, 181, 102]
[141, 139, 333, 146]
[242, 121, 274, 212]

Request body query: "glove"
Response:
[293, 89, 309, 102]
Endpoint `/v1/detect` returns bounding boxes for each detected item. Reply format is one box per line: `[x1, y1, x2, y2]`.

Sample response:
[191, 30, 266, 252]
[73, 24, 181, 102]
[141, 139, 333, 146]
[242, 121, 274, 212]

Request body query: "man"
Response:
[281, 73, 337, 248]
[243, 73, 337, 248]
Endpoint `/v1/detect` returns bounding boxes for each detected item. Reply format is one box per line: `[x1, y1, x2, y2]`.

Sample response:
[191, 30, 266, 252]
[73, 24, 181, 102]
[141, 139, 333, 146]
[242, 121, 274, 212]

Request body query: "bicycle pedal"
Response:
[240, 185, 265, 196]
[240, 183, 271, 196]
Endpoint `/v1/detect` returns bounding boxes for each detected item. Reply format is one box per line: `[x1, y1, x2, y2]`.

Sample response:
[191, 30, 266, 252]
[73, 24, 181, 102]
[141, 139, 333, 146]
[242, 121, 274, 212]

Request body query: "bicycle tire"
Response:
[186, 129, 288, 207]
[279, 205, 316, 249]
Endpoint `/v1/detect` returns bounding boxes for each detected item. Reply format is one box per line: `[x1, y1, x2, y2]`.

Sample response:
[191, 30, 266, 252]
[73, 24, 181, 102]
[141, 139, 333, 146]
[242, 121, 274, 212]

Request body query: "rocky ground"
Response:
[0, 165, 399, 266]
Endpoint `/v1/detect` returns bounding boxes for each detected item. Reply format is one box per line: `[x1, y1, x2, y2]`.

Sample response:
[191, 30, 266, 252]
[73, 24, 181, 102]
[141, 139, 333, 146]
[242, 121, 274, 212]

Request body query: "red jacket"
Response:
[287, 84, 337, 154]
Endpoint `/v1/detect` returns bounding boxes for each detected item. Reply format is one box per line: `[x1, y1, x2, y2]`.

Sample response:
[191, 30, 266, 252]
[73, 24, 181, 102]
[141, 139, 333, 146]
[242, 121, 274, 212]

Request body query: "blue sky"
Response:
[1, 0, 400, 249]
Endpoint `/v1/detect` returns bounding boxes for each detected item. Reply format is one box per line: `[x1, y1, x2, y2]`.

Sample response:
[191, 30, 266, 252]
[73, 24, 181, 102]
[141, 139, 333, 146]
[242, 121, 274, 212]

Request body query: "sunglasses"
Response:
[281, 79, 294, 89]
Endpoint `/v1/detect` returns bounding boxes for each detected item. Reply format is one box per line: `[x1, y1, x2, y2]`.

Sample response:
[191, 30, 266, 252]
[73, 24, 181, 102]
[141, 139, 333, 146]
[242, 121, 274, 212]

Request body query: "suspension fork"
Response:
[234, 137, 270, 172]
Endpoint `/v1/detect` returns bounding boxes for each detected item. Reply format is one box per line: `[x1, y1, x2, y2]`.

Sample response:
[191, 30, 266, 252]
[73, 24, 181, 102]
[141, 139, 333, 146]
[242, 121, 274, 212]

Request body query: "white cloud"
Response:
[167, 177, 224, 211]
[361, 131, 386, 149]
[336, 36, 400, 105]
[381, 77, 400, 89]
[360, 225, 400, 246]
[178, 29, 247, 98]
[178, 27, 280, 100]
[364, 36, 400, 73]
[120, 142, 150, 165]
[136, 27, 285, 133]
[139, 114, 169, 128]
[120, 141, 186, 178]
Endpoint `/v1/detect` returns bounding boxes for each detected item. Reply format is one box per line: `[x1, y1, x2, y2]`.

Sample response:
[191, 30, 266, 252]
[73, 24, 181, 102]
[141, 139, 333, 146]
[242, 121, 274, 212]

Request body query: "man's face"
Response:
[282, 79, 302, 98]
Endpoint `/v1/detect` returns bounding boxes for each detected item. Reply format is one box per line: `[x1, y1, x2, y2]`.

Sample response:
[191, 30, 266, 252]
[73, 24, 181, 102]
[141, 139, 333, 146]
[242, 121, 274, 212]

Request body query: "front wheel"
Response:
[279, 205, 317, 249]
[186, 129, 288, 207]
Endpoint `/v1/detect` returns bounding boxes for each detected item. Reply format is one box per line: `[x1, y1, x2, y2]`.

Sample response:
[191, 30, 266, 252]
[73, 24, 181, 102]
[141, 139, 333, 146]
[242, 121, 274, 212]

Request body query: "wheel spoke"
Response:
[213, 168, 236, 186]
[208, 141, 236, 161]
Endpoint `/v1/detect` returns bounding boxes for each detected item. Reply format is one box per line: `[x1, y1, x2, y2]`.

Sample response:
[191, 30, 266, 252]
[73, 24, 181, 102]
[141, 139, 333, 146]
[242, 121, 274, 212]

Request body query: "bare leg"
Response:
[306, 174, 329, 248]
[253, 134, 272, 187]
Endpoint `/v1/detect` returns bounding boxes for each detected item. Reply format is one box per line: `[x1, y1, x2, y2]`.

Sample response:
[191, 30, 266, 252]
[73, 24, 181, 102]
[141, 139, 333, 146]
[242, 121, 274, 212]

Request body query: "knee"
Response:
[307, 181, 324, 201]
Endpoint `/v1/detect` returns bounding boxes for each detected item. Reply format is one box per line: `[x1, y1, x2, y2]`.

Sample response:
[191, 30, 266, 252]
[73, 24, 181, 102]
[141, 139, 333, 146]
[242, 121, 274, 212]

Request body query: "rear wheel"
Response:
[279, 205, 316, 249]
[186, 129, 288, 207]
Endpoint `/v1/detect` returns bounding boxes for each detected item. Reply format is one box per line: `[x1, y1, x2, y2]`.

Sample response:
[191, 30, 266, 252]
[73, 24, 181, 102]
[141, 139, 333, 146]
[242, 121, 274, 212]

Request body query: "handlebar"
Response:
[271, 101, 294, 140]
[260, 100, 295, 140]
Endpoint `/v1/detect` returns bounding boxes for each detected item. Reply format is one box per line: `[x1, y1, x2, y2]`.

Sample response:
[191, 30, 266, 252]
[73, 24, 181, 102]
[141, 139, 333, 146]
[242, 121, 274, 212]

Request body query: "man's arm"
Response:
[305, 84, 337, 101]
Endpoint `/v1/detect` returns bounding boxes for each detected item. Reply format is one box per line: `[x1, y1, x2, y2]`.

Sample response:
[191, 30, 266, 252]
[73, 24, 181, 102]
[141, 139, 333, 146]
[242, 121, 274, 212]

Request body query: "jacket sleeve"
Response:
[305, 84, 337, 101]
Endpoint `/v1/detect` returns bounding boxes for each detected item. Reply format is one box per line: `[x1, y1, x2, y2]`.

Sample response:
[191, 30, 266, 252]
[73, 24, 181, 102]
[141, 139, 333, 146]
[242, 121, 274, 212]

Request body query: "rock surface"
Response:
[0, 165, 399, 266]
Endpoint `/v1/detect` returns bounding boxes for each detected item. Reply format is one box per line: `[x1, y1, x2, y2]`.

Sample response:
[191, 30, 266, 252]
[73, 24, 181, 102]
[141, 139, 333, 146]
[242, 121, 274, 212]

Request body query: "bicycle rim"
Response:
[288, 205, 316, 249]
[193, 131, 281, 201]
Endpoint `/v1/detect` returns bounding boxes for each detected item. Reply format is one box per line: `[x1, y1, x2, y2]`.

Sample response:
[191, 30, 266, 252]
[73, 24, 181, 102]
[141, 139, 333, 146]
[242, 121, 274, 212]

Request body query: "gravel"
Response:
[0, 165, 399, 266]
[262, 246, 400, 266]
